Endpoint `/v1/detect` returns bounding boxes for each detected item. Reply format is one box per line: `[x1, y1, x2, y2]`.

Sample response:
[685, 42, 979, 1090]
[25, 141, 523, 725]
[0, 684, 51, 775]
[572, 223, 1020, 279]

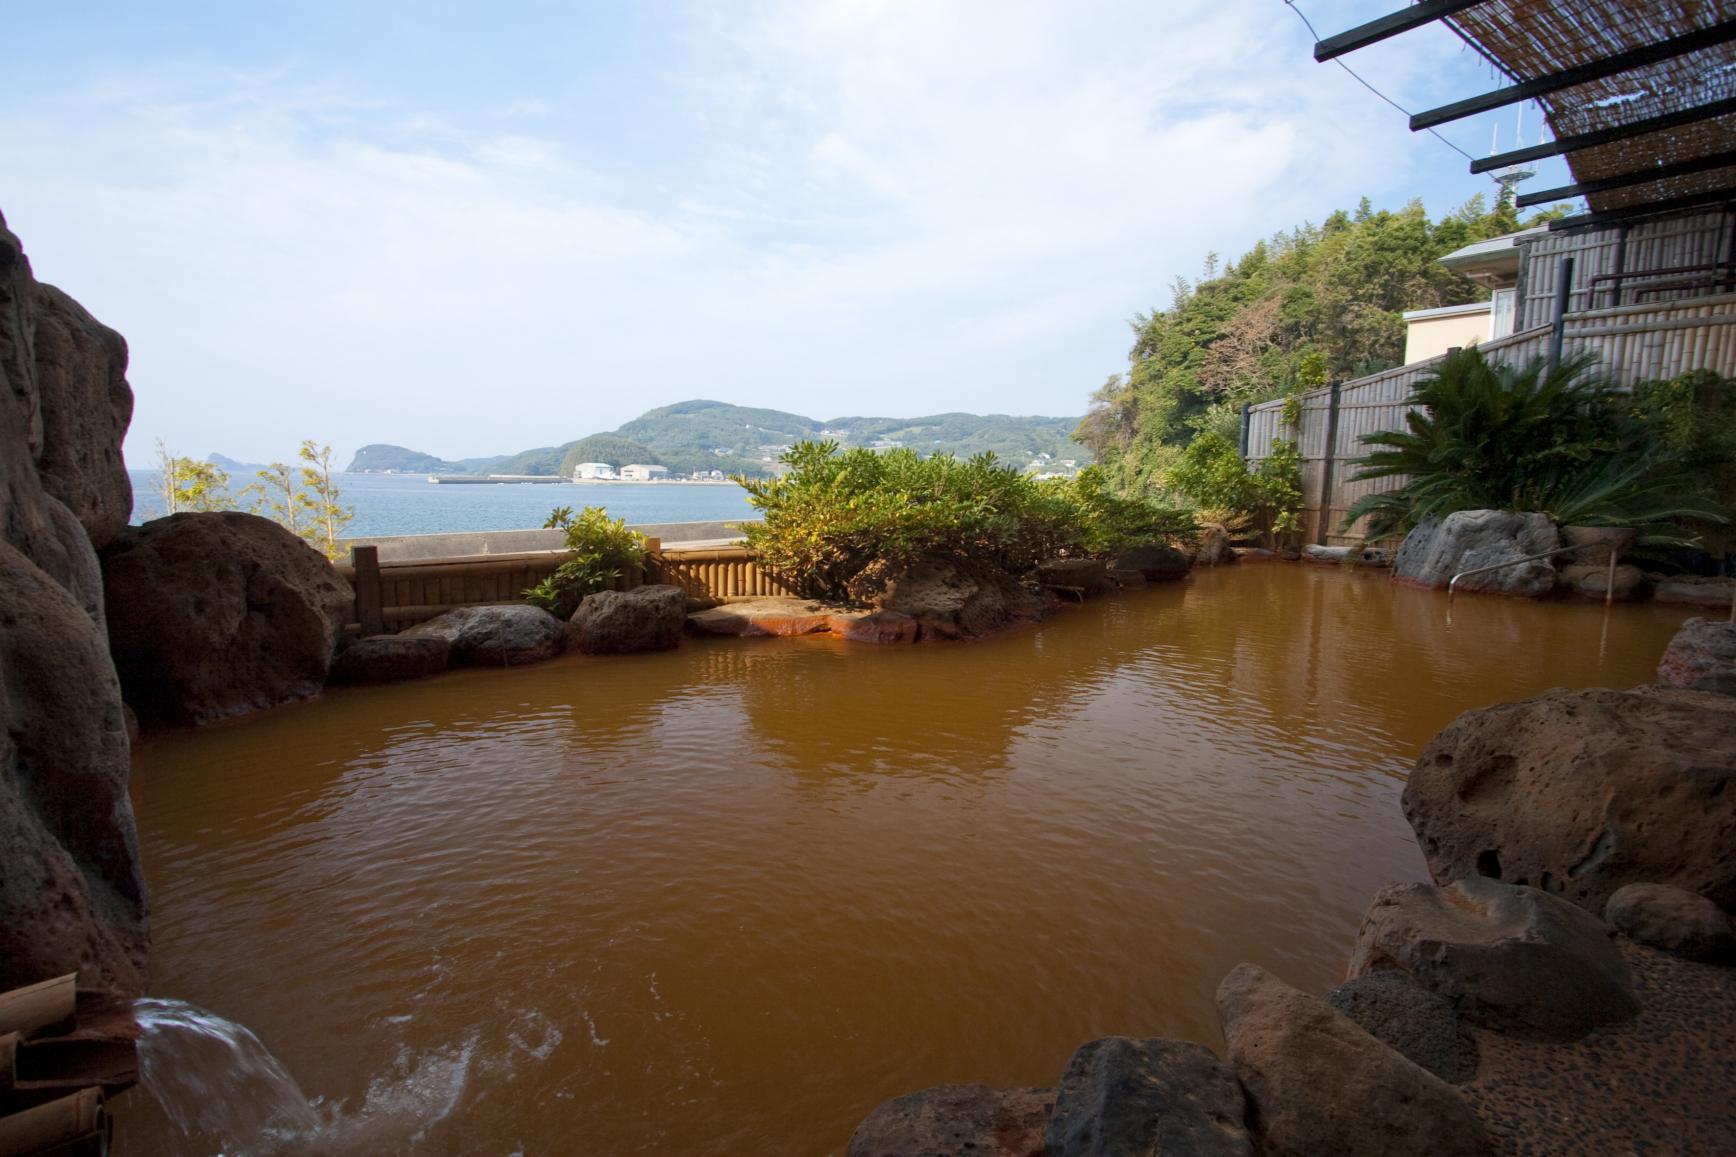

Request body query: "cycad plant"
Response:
[1342, 348, 1722, 541]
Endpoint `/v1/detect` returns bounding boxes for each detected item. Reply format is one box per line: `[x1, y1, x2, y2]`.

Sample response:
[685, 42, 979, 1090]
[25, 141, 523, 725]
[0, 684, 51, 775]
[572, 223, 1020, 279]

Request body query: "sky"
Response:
[2, 1, 1578, 466]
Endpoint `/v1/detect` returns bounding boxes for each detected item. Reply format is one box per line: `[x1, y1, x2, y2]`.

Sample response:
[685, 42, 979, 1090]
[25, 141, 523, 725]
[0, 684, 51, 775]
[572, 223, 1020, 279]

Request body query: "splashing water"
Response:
[133, 998, 321, 1155]
[131, 999, 477, 1155]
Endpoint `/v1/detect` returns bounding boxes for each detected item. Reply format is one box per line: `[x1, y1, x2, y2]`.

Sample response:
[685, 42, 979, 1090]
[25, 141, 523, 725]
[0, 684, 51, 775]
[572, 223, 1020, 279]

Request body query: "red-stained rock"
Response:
[1657, 617, 1736, 693]
[849, 1084, 1053, 1157]
[686, 597, 836, 637]
[827, 608, 919, 643]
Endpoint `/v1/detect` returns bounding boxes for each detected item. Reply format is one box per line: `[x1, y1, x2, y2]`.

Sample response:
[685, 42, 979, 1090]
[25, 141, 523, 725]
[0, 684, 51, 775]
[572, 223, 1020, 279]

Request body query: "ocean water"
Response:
[127, 471, 757, 539]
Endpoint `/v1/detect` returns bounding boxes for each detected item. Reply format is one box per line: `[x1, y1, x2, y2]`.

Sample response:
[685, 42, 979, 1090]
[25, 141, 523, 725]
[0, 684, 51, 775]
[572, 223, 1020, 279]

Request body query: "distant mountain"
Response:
[345, 401, 1089, 477]
[207, 452, 266, 475]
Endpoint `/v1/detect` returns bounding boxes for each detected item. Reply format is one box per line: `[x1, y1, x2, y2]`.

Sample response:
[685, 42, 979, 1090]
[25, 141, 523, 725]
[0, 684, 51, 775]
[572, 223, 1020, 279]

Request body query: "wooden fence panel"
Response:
[1246, 293, 1736, 546]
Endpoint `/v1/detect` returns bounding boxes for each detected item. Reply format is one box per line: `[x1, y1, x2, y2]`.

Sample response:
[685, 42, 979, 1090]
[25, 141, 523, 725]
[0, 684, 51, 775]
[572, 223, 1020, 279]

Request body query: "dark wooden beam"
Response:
[1518, 148, 1736, 208]
[1413, 20, 1736, 130]
[1471, 96, 1736, 174]
[1547, 187, 1736, 231]
[1313, 0, 1485, 62]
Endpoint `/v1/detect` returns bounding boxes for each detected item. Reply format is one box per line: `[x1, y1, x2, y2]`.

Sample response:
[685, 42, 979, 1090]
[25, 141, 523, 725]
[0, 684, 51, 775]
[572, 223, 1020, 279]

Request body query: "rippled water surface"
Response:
[121, 566, 1692, 1155]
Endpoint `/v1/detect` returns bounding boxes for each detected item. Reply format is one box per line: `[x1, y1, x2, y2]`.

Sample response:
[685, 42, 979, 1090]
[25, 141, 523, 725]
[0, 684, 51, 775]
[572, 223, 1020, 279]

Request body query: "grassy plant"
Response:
[524, 506, 648, 618]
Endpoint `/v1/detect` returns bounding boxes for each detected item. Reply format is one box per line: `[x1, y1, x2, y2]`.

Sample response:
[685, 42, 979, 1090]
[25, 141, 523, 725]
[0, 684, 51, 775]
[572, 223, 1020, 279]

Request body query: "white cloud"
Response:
[1, 1, 1523, 464]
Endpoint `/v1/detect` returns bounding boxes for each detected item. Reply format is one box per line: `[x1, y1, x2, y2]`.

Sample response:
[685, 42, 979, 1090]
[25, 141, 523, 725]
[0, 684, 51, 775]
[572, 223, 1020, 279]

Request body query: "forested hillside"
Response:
[1075, 195, 1546, 494]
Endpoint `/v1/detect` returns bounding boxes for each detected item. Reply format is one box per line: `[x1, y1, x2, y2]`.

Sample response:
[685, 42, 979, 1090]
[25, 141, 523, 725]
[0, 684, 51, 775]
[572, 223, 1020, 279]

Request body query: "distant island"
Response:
[345, 400, 1090, 479]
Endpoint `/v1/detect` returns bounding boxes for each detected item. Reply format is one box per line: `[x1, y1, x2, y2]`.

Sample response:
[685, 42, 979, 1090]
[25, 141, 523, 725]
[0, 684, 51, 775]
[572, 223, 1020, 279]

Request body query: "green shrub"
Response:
[1342, 348, 1723, 542]
[737, 444, 1188, 601]
[524, 505, 648, 618]
[1162, 432, 1303, 548]
[1630, 370, 1736, 552]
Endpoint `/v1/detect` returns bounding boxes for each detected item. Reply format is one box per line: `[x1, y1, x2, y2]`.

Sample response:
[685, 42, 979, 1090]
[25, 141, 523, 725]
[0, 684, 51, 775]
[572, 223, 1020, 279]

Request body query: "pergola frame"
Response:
[1311, 2, 1736, 231]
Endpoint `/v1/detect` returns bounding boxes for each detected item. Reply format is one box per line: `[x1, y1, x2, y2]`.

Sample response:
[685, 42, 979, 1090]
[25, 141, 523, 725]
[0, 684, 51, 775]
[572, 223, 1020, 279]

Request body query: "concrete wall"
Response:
[1402, 305, 1491, 364]
[341, 519, 760, 562]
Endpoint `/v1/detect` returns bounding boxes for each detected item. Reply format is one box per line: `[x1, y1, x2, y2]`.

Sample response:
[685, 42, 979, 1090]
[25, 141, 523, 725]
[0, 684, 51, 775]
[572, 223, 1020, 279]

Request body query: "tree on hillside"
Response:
[1077, 195, 1532, 496]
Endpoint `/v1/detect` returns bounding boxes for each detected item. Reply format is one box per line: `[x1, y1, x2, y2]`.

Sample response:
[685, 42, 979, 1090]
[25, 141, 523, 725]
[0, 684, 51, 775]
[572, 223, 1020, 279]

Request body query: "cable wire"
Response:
[1282, 0, 1481, 164]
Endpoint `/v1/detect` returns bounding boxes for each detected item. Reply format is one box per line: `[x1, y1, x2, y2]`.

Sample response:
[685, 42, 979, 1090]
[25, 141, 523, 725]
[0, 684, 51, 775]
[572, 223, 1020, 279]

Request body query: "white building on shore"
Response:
[571, 462, 617, 480]
[619, 464, 669, 481]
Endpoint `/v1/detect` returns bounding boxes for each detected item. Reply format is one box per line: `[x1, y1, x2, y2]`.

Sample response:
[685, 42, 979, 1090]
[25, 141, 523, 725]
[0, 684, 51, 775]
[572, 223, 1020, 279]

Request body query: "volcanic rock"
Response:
[1392, 510, 1560, 595]
[403, 604, 565, 666]
[1325, 970, 1479, 1084]
[567, 584, 686, 654]
[1555, 562, 1646, 601]
[848, 1084, 1053, 1157]
[1045, 1036, 1252, 1156]
[685, 597, 835, 637]
[848, 558, 1045, 639]
[328, 635, 450, 684]
[1605, 883, 1736, 963]
[1195, 525, 1236, 565]
[1403, 685, 1736, 913]
[102, 512, 352, 725]
[1036, 558, 1110, 598]
[1348, 878, 1638, 1039]
[1217, 963, 1490, 1157]
[1111, 544, 1192, 581]
[1657, 617, 1736, 693]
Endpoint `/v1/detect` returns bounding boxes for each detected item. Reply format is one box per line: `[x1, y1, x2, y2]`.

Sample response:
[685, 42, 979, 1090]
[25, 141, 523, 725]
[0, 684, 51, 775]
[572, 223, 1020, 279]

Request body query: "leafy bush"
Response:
[1162, 432, 1303, 548]
[524, 506, 648, 618]
[1342, 348, 1723, 542]
[1630, 370, 1736, 552]
[1059, 467, 1197, 555]
[736, 444, 1187, 601]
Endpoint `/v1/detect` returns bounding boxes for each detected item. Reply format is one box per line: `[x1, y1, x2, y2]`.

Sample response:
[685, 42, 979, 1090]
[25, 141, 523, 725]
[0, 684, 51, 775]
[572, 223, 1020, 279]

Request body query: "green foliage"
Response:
[1629, 370, 1736, 551]
[1162, 433, 1303, 548]
[736, 443, 1155, 601]
[524, 506, 648, 618]
[1076, 194, 1535, 493]
[154, 440, 234, 513]
[297, 441, 354, 560]
[1058, 467, 1197, 556]
[1342, 349, 1725, 542]
[243, 461, 312, 537]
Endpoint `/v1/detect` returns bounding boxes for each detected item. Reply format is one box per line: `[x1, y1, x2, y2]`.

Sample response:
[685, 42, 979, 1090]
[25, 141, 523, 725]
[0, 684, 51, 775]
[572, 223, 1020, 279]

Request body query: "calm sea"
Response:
[126, 471, 757, 538]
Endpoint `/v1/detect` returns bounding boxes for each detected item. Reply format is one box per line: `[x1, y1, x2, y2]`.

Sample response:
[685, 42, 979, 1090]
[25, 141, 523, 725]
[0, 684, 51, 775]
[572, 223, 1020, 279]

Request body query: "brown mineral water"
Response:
[116, 565, 1691, 1155]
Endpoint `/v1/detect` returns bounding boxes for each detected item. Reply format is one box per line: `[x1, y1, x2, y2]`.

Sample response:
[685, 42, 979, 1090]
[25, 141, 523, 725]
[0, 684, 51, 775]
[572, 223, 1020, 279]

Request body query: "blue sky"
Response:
[3, 1, 1576, 465]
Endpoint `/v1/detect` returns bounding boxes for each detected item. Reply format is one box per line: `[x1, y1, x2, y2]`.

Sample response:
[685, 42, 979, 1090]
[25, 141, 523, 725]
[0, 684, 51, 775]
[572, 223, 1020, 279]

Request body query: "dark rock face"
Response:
[329, 635, 450, 684]
[566, 584, 686, 654]
[1654, 577, 1736, 609]
[1045, 1036, 1252, 1157]
[1403, 686, 1736, 913]
[402, 604, 565, 666]
[848, 1084, 1054, 1157]
[0, 209, 147, 994]
[1111, 544, 1191, 582]
[1605, 883, 1736, 963]
[848, 558, 1045, 640]
[1657, 618, 1736, 694]
[1393, 511, 1560, 595]
[1036, 558, 1110, 598]
[1216, 963, 1491, 1157]
[1349, 878, 1639, 1040]
[102, 512, 352, 725]
[1325, 970, 1479, 1084]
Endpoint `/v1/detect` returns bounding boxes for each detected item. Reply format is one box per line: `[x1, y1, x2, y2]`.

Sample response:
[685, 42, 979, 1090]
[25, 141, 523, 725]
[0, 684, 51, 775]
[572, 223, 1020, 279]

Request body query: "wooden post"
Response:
[1315, 381, 1343, 546]
[1548, 255, 1575, 372]
[351, 546, 384, 637]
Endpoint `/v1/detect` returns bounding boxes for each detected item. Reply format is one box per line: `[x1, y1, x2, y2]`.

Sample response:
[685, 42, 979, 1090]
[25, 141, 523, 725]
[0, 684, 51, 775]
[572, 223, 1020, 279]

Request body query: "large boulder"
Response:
[1216, 964, 1490, 1157]
[1605, 883, 1736, 963]
[1555, 562, 1645, 601]
[1392, 511, 1560, 596]
[0, 542, 148, 994]
[566, 584, 686, 654]
[848, 1084, 1053, 1157]
[102, 512, 352, 725]
[1403, 686, 1736, 913]
[825, 607, 920, 644]
[1657, 617, 1736, 693]
[402, 604, 565, 666]
[1045, 1036, 1252, 1157]
[0, 209, 147, 995]
[328, 635, 450, 685]
[1324, 971, 1478, 1084]
[1348, 878, 1638, 1039]
[1035, 558, 1110, 599]
[1111, 544, 1191, 582]
[1654, 576, 1736, 609]
[848, 558, 1045, 640]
